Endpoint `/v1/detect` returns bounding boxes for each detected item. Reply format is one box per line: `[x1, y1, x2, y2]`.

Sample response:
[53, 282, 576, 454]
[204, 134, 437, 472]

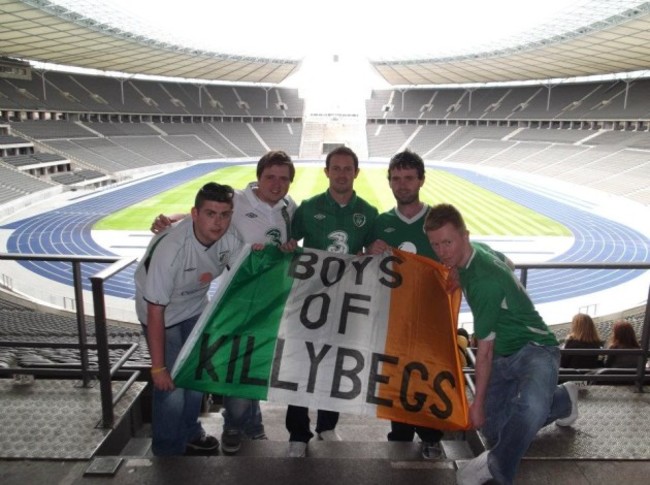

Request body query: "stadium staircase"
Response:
[1, 264, 650, 484]
[299, 120, 368, 160]
[3, 374, 650, 484]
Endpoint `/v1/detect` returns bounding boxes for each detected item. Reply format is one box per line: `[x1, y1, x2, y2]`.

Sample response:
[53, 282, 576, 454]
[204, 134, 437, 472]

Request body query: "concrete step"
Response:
[233, 439, 474, 460]
[118, 436, 474, 461]
[119, 401, 475, 460]
[85, 453, 460, 484]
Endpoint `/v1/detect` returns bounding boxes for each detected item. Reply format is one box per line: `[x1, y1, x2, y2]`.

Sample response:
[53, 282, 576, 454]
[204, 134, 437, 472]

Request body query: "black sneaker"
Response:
[221, 429, 242, 454]
[185, 432, 219, 455]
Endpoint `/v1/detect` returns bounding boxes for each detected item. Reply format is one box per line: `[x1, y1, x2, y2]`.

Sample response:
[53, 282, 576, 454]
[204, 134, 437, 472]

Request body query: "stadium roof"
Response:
[1, 0, 649, 86]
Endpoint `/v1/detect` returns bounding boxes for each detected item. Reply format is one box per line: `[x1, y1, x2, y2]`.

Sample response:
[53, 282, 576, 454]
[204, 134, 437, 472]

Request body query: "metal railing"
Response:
[1, 255, 649, 426]
[462, 347, 649, 392]
[89, 257, 141, 427]
[0, 253, 139, 428]
[461, 261, 650, 393]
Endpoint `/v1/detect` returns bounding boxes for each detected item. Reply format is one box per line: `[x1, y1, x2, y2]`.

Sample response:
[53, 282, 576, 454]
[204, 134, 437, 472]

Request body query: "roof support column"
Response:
[264, 87, 271, 110]
[546, 82, 554, 111]
[40, 70, 47, 101]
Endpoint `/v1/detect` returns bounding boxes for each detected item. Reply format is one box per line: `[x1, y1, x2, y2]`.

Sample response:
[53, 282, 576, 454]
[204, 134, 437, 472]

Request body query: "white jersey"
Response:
[135, 217, 243, 327]
[233, 182, 297, 245]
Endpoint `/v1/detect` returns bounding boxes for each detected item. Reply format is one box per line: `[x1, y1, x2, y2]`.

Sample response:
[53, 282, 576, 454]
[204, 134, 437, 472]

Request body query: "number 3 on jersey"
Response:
[327, 230, 349, 254]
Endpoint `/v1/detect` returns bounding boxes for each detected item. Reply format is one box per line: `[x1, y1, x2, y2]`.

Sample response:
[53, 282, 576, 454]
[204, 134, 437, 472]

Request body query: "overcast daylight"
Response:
[1, 0, 650, 483]
[45, 0, 637, 60]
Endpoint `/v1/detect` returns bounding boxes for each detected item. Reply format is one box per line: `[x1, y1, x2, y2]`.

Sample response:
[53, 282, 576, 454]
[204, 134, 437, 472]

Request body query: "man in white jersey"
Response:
[135, 182, 243, 456]
[153, 151, 296, 245]
[151, 151, 296, 453]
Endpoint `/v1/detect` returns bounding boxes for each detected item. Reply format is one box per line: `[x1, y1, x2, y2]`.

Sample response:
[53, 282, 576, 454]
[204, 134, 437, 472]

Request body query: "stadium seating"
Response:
[1, 72, 649, 206]
[9, 120, 96, 139]
[0, 164, 56, 198]
[366, 80, 650, 121]
[0, 291, 149, 369]
[553, 312, 645, 344]
[2, 71, 305, 117]
[366, 124, 418, 158]
[251, 122, 302, 156]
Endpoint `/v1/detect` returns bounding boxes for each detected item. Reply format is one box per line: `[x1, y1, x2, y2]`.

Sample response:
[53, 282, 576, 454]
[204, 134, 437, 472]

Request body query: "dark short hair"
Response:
[256, 150, 295, 182]
[325, 146, 358, 170]
[195, 182, 234, 209]
[424, 203, 467, 232]
[388, 149, 424, 180]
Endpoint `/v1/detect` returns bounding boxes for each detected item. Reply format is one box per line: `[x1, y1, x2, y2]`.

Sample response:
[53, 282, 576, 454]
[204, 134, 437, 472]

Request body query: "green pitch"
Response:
[95, 164, 570, 236]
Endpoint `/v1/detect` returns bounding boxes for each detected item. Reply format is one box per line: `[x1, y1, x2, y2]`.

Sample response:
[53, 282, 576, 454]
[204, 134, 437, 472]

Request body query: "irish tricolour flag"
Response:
[173, 245, 468, 430]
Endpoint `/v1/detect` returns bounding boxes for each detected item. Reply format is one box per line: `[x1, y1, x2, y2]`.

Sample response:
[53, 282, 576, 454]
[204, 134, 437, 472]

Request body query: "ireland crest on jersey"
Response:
[353, 213, 366, 227]
[265, 228, 282, 246]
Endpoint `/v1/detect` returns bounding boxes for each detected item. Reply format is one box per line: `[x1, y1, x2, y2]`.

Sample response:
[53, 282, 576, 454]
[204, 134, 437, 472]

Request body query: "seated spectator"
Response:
[457, 328, 470, 367]
[469, 332, 478, 349]
[604, 320, 643, 369]
[561, 313, 603, 369]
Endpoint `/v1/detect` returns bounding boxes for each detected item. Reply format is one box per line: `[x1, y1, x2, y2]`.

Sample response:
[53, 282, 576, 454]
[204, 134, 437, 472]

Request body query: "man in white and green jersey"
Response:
[425, 204, 579, 485]
[366, 149, 443, 460]
[151, 151, 297, 454]
[284, 146, 378, 457]
[135, 183, 243, 457]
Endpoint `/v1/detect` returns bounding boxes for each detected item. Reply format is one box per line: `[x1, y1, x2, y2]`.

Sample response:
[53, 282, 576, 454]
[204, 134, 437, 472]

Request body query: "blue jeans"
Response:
[223, 397, 265, 437]
[482, 342, 572, 485]
[143, 315, 205, 456]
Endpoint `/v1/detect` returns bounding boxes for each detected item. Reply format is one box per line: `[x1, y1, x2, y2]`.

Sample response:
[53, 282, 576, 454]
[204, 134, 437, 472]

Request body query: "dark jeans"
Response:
[285, 405, 339, 443]
[142, 315, 204, 456]
[387, 421, 443, 443]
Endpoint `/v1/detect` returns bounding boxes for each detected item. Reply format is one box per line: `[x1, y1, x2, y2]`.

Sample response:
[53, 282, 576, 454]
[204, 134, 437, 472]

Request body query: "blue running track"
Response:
[2, 163, 232, 300]
[443, 167, 649, 303]
[2, 163, 649, 305]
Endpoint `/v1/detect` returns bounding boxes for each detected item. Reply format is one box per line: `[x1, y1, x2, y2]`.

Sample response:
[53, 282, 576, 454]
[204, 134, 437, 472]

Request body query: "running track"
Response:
[2, 162, 648, 305]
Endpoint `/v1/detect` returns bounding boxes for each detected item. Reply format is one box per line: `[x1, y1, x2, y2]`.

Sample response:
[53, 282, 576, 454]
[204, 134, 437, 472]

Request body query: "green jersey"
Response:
[292, 190, 378, 254]
[459, 241, 557, 356]
[369, 204, 438, 261]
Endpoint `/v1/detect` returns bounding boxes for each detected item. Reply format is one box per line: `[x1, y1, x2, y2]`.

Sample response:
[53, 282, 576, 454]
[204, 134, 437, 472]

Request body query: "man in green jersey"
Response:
[424, 203, 579, 485]
[283, 146, 378, 457]
[366, 149, 444, 459]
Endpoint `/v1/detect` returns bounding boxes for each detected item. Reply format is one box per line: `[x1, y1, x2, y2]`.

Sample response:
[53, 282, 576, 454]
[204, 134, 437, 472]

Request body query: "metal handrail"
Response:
[518, 262, 650, 393]
[0, 252, 139, 428]
[89, 257, 138, 427]
[461, 347, 649, 391]
[459, 261, 649, 393]
[0, 253, 121, 386]
[1, 254, 648, 423]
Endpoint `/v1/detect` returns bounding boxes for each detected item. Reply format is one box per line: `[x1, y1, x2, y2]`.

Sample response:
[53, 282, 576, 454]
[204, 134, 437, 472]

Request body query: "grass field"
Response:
[95, 164, 570, 236]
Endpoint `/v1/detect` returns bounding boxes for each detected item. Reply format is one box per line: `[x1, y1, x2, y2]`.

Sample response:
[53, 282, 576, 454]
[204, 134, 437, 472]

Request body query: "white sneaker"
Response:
[456, 451, 493, 485]
[287, 441, 307, 458]
[317, 430, 342, 441]
[421, 440, 444, 459]
[556, 381, 579, 427]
